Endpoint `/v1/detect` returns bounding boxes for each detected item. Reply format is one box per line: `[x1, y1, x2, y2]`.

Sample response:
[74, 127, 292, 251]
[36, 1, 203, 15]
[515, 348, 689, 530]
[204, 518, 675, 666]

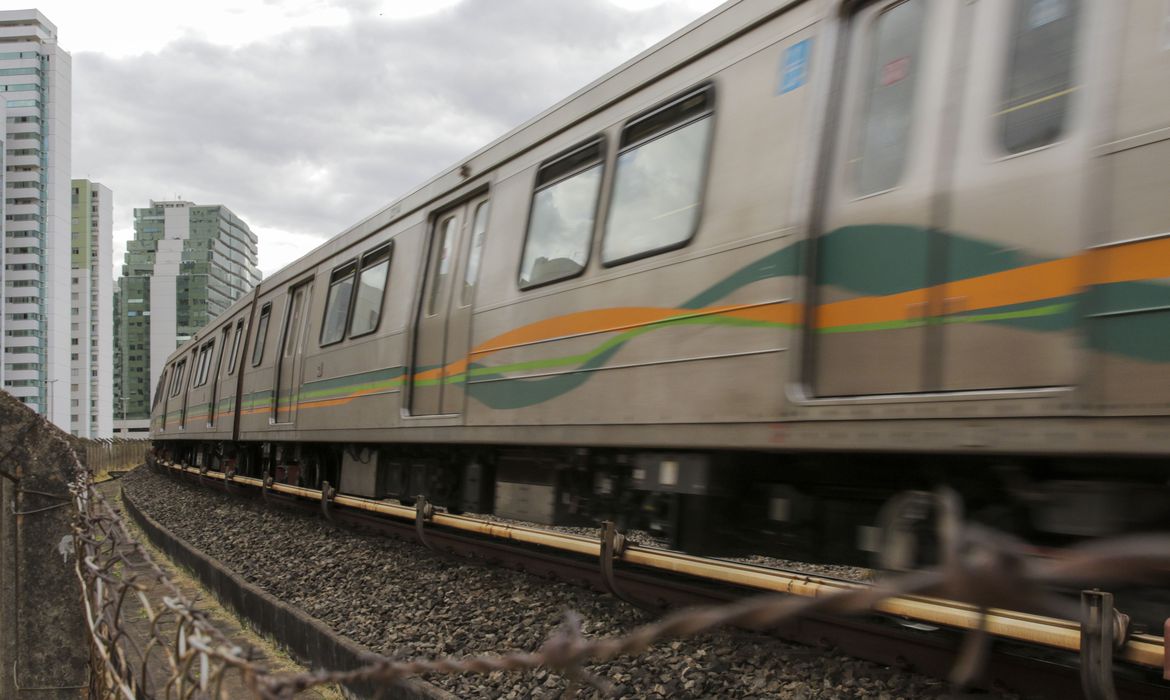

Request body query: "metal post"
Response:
[599, 520, 645, 609]
[415, 496, 435, 551]
[1080, 590, 1127, 700]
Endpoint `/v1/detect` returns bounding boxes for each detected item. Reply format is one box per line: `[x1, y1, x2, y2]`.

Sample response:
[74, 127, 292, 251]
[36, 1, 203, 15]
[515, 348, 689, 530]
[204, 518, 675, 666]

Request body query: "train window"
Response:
[187, 350, 199, 388]
[1000, 0, 1080, 154]
[461, 201, 489, 306]
[602, 86, 714, 265]
[193, 343, 206, 386]
[152, 368, 168, 408]
[202, 341, 214, 383]
[193, 340, 214, 386]
[853, 0, 925, 196]
[227, 320, 244, 375]
[350, 244, 392, 337]
[427, 217, 456, 315]
[251, 303, 272, 366]
[519, 137, 604, 289]
[168, 359, 186, 397]
[321, 261, 357, 346]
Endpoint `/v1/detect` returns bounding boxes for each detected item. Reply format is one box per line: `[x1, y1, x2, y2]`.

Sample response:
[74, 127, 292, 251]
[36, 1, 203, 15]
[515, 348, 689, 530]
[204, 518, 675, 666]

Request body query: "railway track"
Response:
[154, 459, 1169, 699]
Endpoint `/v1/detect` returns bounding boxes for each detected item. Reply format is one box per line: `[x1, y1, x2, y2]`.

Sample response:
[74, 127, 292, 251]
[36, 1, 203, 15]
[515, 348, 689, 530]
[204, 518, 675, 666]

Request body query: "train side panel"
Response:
[1092, 0, 1170, 413]
[241, 221, 426, 441]
[461, 8, 820, 432]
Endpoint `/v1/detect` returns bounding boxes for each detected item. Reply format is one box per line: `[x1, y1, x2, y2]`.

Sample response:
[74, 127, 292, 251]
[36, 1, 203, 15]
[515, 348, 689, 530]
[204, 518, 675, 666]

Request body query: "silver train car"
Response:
[152, 0, 1170, 559]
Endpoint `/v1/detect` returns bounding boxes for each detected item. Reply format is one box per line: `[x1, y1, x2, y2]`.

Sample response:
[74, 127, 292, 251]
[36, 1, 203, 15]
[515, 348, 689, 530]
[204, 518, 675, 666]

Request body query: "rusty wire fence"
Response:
[66, 442, 1170, 698]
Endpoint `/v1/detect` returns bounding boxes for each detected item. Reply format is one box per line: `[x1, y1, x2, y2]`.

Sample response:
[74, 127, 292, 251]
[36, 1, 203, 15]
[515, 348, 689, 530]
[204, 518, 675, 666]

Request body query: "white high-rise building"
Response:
[70, 180, 112, 438]
[1, 9, 71, 429]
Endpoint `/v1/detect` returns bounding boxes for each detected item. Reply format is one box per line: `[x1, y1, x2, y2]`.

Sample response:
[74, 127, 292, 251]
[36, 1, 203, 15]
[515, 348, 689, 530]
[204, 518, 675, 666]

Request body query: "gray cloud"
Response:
[71, 0, 707, 276]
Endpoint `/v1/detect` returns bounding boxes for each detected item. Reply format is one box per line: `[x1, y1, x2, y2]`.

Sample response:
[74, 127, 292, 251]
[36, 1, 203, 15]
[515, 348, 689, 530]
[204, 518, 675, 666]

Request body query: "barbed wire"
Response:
[262, 493, 1170, 698]
[64, 438, 1170, 699]
[69, 441, 263, 699]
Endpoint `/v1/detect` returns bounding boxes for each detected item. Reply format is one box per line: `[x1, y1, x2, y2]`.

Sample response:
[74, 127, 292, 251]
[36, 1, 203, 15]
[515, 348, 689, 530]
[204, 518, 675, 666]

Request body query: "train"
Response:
[151, 0, 1170, 562]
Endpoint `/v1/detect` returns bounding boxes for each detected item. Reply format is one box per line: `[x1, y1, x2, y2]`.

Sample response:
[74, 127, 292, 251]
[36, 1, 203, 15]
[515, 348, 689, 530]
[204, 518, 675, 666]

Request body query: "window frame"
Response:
[461, 200, 490, 307]
[186, 350, 199, 389]
[996, 0, 1081, 156]
[152, 368, 168, 408]
[348, 242, 394, 339]
[169, 359, 186, 398]
[227, 319, 245, 375]
[848, 0, 928, 197]
[251, 303, 272, 367]
[427, 217, 456, 317]
[600, 83, 716, 268]
[516, 135, 607, 291]
[193, 340, 215, 387]
[319, 259, 358, 347]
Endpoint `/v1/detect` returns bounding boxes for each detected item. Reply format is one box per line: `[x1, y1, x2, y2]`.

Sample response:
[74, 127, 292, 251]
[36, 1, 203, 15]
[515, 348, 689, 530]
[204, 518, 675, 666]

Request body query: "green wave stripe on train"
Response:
[161, 225, 1170, 419]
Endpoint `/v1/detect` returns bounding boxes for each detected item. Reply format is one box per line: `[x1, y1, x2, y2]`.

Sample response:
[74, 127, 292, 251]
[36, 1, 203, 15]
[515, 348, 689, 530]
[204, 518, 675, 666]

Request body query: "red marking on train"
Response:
[881, 57, 910, 86]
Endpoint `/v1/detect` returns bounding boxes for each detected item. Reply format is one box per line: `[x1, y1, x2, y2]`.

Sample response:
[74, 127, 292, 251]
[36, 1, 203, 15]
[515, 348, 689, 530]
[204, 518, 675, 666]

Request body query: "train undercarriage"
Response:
[154, 439, 1170, 568]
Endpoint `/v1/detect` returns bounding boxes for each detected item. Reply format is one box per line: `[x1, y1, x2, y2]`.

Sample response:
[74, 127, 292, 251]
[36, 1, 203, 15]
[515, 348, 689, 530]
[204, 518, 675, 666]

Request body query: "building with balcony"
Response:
[114, 200, 261, 422]
[70, 179, 112, 438]
[1, 9, 71, 428]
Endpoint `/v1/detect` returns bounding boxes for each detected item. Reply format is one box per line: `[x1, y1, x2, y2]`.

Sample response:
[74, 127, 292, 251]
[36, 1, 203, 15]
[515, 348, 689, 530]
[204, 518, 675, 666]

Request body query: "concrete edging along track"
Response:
[121, 479, 455, 700]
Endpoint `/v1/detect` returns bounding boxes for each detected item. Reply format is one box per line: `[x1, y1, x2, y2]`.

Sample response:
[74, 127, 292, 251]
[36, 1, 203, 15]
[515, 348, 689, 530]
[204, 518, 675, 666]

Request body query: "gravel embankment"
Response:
[123, 467, 986, 699]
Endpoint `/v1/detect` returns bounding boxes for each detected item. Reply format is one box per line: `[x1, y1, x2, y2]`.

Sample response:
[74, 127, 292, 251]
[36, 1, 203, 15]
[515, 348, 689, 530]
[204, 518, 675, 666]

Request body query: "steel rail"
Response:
[167, 461, 1166, 671]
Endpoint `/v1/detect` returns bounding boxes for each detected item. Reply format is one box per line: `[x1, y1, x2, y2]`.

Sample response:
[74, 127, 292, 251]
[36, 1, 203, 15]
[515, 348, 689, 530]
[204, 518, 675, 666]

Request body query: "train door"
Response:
[410, 194, 490, 416]
[273, 282, 313, 424]
[937, 0, 1087, 390]
[810, 0, 958, 395]
[441, 198, 491, 414]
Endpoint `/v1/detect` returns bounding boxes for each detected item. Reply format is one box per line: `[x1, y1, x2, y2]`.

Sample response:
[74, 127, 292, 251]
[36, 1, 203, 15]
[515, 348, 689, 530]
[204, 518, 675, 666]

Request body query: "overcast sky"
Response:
[37, 0, 726, 277]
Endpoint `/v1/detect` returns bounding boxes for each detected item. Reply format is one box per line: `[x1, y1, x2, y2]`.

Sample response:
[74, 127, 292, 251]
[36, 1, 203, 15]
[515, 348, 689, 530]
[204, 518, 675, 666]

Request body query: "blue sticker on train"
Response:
[779, 39, 811, 95]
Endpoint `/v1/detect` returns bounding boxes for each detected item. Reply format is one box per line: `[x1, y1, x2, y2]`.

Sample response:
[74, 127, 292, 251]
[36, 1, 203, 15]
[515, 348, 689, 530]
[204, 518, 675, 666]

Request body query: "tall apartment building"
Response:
[1, 99, 6, 383]
[70, 179, 112, 437]
[114, 200, 260, 425]
[1, 9, 71, 429]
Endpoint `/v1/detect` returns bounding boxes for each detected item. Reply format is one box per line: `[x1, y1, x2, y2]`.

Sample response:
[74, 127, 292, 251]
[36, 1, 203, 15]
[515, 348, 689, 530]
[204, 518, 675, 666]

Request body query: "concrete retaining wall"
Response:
[122, 484, 454, 700]
[0, 391, 88, 698]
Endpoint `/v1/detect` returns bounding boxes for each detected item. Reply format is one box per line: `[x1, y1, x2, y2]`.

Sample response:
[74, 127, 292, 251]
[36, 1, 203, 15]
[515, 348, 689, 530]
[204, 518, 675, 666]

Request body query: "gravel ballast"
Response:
[122, 467, 990, 699]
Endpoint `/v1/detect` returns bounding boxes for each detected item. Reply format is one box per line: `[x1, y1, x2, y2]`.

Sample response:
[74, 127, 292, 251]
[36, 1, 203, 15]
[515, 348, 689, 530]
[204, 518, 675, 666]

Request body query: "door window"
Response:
[152, 368, 168, 408]
[1000, 0, 1080, 153]
[428, 217, 456, 315]
[193, 340, 214, 386]
[169, 360, 186, 397]
[461, 202, 490, 306]
[227, 320, 244, 375]
[251, 304, 271, 366]
[853, 0, 926, 196]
